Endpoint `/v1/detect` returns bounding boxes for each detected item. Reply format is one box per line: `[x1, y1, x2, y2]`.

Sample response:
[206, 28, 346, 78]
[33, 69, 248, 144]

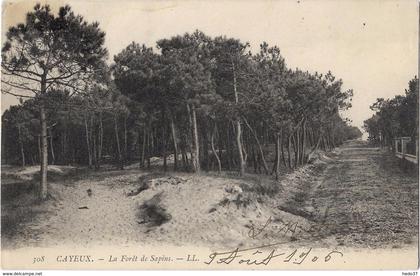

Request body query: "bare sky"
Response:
[2, 0, 418, 132]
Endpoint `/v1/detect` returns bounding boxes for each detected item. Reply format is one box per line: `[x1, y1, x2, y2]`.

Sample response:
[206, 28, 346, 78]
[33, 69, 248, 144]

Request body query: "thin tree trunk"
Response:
[17, 125, 25, 167]
[89, 116, 94, 166]
[251, 145, 258, 173]
[301, 119, 307, 165]
[124, 114, 128, 161]
[170, 118, 178, 171]
[99, 112, 103, 161]
[141, 127, 146, 168]
[84, 116, 92, 168]
[150, 128, 155, 156]
[218, 128, 223, 169]
[271, 135, 278, 175]
[226, 126, 232, 170]
[275, 132, 281, 180]
[242, 117, 269, 174]
[306, 134, 322, 163]
[280, 129, 287, 167]
[203, 126, 209, 171]
[146, 128, 151, 169]
[62, 125, 68, 165]
[287, 134, 292, 169]
[181, 137, 188, 170]
[308, 126, 314, 147]
[232, 60, 245, 176]
[162, 119, 167, 172]
[49, 128, 55, 165]
[325, 132, 331, 151]
[242, 130, 248, 163]
[92, 119, 99, 170]
[330, 131, 336, 149]
[40, 104, 48, 200]
[321, 134, 327, 151]
[235, 119, 245, 175]
[211, 123, 221, 174]
[38, 135, 41, 164]
[114, 116, 123, 170]
[295, 127, 300, 167]
[190, 105, 200, 173]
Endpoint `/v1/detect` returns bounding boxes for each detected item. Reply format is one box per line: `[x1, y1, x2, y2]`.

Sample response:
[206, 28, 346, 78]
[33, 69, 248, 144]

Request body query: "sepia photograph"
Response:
[0, 0, 418, 272]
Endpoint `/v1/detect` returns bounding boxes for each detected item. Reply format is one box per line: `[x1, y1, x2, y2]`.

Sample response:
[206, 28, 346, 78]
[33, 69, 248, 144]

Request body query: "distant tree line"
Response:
[1, 4, 361, 199]
[364, 77, 418, 147]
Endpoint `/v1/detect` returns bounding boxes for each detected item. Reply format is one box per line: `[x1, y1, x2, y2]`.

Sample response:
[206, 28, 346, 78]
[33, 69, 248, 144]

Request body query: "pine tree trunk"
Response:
[218, 130, 223, 169]
[301, 119, 307, 165]
[325, 132, 331, 151]
[203, 126, 209, 171]
[141, 127, 146, 168]
[235, 119, 245, 175]
[242, 130, 248, 163]
[306, 134, 322, 163]
[275, 132, 281, 180]
[191, 105, 200, 173]
[146, 128, 151, 169]
[18, 125, 25, 167]
[114, 116, 123, 170]
[49, 128, 55, 165]
[92, 119, 99, 170]
[62, 124, 68, 165]
[124, 114, 128, 161]
[170, 118, 178, 171]
[280, 129, 287, 167]
[226, 126, 232, 170]
[38, 135, 41, 164]
[287, 134, 292, 169]
[181, 137, 188, 170]
[321, 134, 327, 151]
[330, 131, 336, 149]
[40, 104, 48, 200]
[99, 112, 103, 161]
[251, 145, 258, 173]
[211, 123, 221, 174]
[295, 128, 300, 167]
[232, 65, 245, 175]
[162, 120, 167, 172]
[271, 135, 278, 175]
[84, 116, 92, 168]
[308, 127, 314, 147]
[242, 117, 269, 174]
[150, 128, 155, 156]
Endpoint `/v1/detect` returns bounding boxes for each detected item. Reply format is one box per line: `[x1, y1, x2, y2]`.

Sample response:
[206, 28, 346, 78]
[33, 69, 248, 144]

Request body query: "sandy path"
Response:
[308, 140, 418, 248]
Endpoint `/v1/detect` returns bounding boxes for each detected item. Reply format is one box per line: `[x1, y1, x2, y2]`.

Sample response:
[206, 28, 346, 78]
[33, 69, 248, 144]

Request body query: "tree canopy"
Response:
[364, 77, 418, 146]
[2, 7, 362, 199]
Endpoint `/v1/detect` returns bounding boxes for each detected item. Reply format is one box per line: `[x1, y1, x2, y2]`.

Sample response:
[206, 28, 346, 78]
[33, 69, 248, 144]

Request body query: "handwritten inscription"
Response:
[205, 243, 343, 266]
[247, 216, 335, 240]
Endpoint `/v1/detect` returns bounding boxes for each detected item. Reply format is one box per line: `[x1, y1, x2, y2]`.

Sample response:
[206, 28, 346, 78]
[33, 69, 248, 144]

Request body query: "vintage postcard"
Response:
[1, 0, 418, 271]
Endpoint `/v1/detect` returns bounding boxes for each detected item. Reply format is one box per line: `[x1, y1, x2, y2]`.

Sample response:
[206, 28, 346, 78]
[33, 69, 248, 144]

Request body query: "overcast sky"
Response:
[2, 0, 418, 132]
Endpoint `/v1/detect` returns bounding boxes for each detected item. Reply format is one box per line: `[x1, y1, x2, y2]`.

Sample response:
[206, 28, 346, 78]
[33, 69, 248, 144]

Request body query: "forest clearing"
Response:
[2, 140, 418, 250]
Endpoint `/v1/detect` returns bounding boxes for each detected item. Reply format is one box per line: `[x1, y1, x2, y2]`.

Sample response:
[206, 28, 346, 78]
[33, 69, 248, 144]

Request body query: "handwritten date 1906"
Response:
[204, 243, 343, 266]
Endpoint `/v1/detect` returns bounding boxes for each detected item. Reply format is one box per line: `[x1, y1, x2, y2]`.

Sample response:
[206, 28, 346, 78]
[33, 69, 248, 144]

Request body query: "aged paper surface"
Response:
[1, 0, 418, 270]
